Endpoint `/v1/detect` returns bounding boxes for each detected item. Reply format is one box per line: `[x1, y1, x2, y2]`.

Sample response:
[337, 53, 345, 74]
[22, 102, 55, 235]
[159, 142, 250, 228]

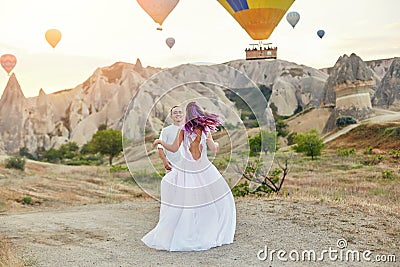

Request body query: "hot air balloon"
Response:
[166, 37, 175, 49]
[0, 54, 17, 75]
[137, 0, 179, 30]
[317, 30, 325, 39]
[45, 29, 62, 48]
[217, 0, 295, 40]
[286, 11, 300, 28]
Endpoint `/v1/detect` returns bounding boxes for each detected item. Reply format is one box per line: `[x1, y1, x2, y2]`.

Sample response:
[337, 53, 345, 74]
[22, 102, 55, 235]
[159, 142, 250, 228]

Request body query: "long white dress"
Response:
[141, 129, 236, 251]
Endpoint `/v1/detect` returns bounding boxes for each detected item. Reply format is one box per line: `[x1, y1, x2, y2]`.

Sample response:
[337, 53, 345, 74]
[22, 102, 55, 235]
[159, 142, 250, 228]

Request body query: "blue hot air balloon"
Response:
[317, 30, 325, 39]
[286, 11, 300, 28]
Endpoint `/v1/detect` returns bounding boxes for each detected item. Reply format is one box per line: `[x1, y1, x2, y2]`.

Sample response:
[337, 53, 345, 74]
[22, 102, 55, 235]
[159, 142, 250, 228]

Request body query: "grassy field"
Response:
[278, 150, 399, 214]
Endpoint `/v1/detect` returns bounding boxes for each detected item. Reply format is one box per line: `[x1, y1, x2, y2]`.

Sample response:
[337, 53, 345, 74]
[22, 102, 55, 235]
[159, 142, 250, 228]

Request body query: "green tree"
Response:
[293, 129, 325, 160]
[88, 129, 123, 165]
[275, 119, 289, 137]
[249, 130, 277, 156]
[43, 148, 62, 163]
[58, 142, 79, 159]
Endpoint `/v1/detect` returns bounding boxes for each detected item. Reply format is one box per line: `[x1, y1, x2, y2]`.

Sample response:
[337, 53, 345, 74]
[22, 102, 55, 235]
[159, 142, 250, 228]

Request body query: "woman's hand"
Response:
[153, 139, 162, 148]
[214, 142, 220, 152]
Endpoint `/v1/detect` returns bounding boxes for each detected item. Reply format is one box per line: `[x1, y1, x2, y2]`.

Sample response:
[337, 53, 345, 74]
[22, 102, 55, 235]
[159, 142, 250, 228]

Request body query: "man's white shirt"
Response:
[158, 125, 182, 166]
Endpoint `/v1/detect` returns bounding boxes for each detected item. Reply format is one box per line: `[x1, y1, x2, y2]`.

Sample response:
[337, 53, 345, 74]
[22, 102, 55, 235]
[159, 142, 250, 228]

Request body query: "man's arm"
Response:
[153, 130, 183, 152]
[158, 148, 171, 170]
[157, 128, 171, 170]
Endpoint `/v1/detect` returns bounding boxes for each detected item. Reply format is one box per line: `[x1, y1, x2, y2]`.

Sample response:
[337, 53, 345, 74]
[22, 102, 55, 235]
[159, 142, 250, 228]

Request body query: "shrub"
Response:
[19, 147, 36, 160]
[58, 142, 79, 159]
[42, 148, 62, 163]
[232, 181, 251, 197]
[384, 127, 400, 137]
[362, 154, 383, 165]
[336, 148, 355, 157]
[249, 130, 277, 156]
[364, 146, 373, 155]
[22, 196, 32, 205]
[5, 156, 25, 171]
[110, 165, 129, 173]
[276, 119, 289, 137]
[287, 132, 297, 146]
[382, 170, 394, 180]
[389, 149, 400, 159]
[336, 116, 357, 127]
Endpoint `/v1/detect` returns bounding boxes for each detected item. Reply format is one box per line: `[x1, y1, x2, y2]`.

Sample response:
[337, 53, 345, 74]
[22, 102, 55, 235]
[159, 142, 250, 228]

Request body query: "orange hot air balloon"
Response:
[45, 29, 62, 48]
[0, 54, 17, 75]
[217, 0, 295, 40]
[137, 0, 179, 30]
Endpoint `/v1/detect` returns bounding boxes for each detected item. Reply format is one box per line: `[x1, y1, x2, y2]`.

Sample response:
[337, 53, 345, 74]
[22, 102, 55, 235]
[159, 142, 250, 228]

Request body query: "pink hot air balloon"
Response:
[0, 54, 17, 75]
[166, 37, 175, 49]
[137, 0, 179, 30]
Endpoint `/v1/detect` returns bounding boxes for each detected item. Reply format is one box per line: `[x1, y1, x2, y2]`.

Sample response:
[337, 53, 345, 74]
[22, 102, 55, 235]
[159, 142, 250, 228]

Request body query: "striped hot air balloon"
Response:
[217, 0, 295, 40]
[286, 11, 300, 28]
[0, 54, 17, 75]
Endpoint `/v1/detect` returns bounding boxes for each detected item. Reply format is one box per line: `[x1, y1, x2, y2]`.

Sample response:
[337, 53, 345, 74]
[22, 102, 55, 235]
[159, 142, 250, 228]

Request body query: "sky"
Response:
[0, 0, 399, 97]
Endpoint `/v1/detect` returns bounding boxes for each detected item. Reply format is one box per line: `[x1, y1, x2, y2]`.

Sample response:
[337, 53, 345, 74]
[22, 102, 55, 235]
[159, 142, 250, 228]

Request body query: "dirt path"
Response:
[1, 198, 398, 267]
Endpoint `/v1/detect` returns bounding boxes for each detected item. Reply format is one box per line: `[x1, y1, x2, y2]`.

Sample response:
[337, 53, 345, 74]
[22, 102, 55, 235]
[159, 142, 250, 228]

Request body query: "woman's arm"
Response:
[206, 132, 219, 152]
[153, 130, 183, 152]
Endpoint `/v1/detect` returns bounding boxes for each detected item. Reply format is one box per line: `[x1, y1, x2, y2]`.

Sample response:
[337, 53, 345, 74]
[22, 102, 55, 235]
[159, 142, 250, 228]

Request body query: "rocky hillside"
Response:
[322, 53, 375, 105]
[0, 59, 160, 154]
[227, 59, 328, 116]
[0, 55, 398, 154]
[372, 57, 400, 110]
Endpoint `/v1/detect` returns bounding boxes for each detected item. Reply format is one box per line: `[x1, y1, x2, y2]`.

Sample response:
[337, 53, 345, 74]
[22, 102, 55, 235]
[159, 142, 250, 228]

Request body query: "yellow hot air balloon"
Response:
[217, 0, 295, 40]
[136, 0, 179, 30]
[45, 29, 62, 48]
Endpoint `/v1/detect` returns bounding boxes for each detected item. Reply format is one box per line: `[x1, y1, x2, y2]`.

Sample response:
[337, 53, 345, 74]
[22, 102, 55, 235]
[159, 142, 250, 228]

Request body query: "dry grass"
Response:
[326, 122, 400, 150]
[271, 150, 400, 217]
[0, 159, 150, 264]
[0, 159, 146, 213]
[0, 235, 23, 267]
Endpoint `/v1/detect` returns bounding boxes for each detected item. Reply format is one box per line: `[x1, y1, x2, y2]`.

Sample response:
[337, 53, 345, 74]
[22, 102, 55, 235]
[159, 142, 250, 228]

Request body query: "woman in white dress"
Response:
[141, 101, 236, 251]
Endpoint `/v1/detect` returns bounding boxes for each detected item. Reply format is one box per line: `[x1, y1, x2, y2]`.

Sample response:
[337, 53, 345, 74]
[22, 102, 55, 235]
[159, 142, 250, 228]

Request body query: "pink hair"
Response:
[183, 102, 221, 134]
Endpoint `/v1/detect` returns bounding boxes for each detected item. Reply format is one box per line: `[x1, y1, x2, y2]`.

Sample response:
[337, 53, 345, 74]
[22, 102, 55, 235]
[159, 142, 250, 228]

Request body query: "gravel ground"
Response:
[0, 198, 399, 267]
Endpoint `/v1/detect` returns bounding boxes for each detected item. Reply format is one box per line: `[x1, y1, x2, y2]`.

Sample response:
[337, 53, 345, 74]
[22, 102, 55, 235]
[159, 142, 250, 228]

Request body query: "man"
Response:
[158, 105, 184, 171]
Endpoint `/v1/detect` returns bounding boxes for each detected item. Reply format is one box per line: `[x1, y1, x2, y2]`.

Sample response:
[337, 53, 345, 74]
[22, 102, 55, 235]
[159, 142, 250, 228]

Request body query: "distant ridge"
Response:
[0, 55, 398, 154]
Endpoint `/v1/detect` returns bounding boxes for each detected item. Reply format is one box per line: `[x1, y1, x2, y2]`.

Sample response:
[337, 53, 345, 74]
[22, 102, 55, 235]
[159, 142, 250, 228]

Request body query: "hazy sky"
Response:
[0, 0, 399, 97]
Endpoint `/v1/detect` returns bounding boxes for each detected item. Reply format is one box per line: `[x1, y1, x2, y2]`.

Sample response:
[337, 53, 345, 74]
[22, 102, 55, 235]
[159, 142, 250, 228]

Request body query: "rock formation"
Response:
[0, 60, 160, 154]
[323, 54, 374, 119]
[373, 57, 400, 110]
[227, 59, 328, 116]
[0, 74, 26, 153]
